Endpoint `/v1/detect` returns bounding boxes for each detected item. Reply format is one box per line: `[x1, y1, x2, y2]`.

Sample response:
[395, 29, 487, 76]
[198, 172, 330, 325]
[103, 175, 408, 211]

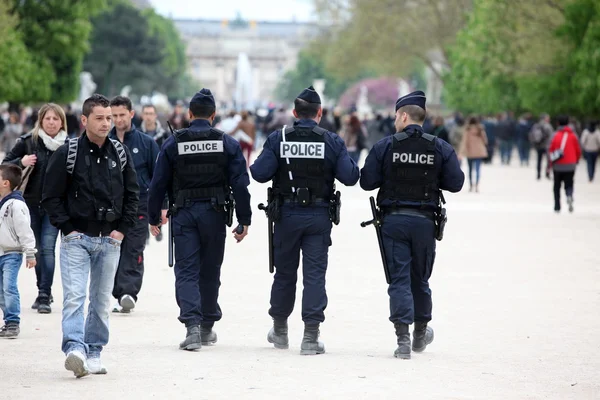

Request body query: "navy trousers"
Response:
[382, 214, 436, 325]
[269, 206, 332, 324]
[172, 201, 226, 327]
[113, 199, 148, 302]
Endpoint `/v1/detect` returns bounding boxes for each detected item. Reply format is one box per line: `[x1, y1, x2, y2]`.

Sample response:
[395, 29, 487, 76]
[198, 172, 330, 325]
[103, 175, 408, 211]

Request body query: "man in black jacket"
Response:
[109, 96, 159, 314]
[42, 94, 139, 378]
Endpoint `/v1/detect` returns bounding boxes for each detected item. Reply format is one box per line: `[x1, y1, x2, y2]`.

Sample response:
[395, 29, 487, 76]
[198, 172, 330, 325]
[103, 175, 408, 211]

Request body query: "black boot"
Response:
[412, 322, 434, 352]
[300, 323, 325, 355]
[267, 319, 289, 349]
[31, 294, 41, 310]
[179, 325, 201, 351]
[37, 293, 52, 314]
[200, 324, 217, 346]
[394, 323, 411, 359]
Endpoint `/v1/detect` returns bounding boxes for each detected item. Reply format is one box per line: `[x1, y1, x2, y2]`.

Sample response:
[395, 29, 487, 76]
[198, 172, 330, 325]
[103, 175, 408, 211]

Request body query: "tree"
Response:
[275, 48, 374, 103]
[84, 2, 164, 96]
[444, 0, 600, 116]
[11, 0, 107, 103]
[84, 1, 193, 98]
[313, 0, 472, 81]
[143, 8, 190, 97]
[0, 0, 39, 103]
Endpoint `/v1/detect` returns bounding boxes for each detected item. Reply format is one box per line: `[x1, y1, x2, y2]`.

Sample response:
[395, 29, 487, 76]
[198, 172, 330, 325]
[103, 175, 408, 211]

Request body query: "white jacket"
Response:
[0, 198, 36, 259]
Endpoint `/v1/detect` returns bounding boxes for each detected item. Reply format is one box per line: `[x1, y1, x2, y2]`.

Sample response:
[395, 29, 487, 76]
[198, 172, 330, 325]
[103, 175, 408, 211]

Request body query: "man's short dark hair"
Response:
[110, 96, 133, 111]
[398, 105, 426, 123]
[142, 104, 156, 113]
[0, 164, 22, 190]
[82, 94, 110, 117]
[294, 98, 320, 119]
[189, 103, 216, 119]
[557, 115, 570, 126]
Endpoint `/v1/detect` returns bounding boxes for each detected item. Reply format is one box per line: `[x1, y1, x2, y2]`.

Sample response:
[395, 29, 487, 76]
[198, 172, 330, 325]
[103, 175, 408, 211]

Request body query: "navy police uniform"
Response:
[360, 91, 464, 358]
[148, 89, 251, 343]
[250, 86, 359, 354]
[109, 124, 159, 306]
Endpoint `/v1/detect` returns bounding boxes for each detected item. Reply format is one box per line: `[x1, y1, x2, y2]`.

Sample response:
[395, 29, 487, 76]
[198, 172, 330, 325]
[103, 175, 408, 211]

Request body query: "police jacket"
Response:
[360, 124, 464, 212]
[109, 124, 159, 202]
[147, 119, 252, 226]
[42, 133, 140, 236]
[2, 132, 64, 206]
[250, 119, 360, 206]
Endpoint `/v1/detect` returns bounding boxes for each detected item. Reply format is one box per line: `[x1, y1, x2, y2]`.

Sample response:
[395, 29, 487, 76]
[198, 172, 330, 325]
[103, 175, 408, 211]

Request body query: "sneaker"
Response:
[87, 357, 107, 374]
[37, 294, 51, 314]
[567, 196, 574, 213]
[2, 323, 19, 339]
[112, 302, 122, 313]
[119, 295, 136, 313]
[64, 350, 89, 378]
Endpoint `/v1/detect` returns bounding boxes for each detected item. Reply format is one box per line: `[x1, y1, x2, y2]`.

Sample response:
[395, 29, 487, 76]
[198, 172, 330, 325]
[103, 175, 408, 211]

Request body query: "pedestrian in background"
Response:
[459, 116, 488, 193]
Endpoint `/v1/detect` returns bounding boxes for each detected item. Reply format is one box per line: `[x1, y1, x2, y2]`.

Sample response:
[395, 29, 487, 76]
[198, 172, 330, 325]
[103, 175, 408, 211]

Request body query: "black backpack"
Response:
[65, 138, 127, 175]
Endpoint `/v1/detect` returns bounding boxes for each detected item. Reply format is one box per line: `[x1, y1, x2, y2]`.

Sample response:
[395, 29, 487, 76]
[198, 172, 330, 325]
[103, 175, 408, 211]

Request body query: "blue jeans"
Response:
[467, 158, 483, 186]
[29, 205, 59, 296]
[517, 140, 531, 164]
[584, 151, 598, 181]
[499, 140, 513, 164]
[0, 253, 23, 325]
[60, 233, 121, 356]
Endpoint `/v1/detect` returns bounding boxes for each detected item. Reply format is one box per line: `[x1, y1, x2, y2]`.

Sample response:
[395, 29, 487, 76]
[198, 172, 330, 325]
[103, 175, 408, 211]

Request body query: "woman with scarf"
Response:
[2, 103, 68, 314]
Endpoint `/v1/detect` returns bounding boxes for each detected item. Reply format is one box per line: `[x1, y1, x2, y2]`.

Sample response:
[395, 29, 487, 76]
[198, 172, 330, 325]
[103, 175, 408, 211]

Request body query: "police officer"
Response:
[250, 86, 359, 355]
[360, 91, 465, 359]
[147, 89, 252, 351]
[109, 96, 160, 314]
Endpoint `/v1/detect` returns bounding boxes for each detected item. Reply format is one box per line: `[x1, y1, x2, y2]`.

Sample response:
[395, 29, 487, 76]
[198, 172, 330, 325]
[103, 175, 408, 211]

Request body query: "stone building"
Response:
[173, 15, 318, 108]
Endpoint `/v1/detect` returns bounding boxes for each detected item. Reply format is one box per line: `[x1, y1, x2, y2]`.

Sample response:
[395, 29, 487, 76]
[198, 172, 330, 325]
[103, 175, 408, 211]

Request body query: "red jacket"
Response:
[548, 126, 581, 165]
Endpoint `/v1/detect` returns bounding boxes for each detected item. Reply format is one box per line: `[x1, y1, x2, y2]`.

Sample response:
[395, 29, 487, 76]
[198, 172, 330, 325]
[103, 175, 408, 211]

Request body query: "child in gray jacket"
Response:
[0, 164, 36, 338]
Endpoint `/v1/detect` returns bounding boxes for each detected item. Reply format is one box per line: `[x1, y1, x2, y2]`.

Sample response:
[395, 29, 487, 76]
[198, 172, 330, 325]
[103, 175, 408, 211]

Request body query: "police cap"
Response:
[297, 86, 321, 104]
[395, 90, 426, 111]
[190, 88, 215, 108]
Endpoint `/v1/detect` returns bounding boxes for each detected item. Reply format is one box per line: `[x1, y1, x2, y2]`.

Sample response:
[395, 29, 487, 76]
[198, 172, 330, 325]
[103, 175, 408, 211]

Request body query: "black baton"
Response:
[360, 196, 391, 284]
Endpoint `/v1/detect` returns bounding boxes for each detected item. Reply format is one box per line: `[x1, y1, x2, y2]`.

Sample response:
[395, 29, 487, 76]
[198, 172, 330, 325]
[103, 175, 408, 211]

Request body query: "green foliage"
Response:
[84, 3, 163, 96]
[12, 0, 106, 103]
[143, 9, 188, 83]
[275, 48, 374, 103]
[0, 0, 105, 103]
[0, 0, 39, 102]
[445, 0, 600, 117]
[314, 0, 471, 81]
[84, 1, 192, 99]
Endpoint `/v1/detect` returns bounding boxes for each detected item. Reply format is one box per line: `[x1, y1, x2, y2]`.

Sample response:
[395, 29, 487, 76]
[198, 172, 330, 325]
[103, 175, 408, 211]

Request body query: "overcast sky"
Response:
[149, 0, 315, 21]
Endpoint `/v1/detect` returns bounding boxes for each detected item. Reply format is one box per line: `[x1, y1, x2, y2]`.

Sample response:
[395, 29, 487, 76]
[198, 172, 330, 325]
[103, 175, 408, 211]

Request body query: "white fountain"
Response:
[234, 53, 254, 110]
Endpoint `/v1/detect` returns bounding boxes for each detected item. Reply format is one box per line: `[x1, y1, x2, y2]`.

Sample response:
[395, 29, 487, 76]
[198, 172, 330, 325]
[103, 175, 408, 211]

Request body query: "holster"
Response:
[266, 192, 281, 222]
[224, 192, 234, 227]
[435, 207, 447, 241]
[329, 190, 341, 225]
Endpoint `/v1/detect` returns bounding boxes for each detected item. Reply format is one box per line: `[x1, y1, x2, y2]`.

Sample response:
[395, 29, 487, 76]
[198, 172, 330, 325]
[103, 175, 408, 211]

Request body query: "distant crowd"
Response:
[2, 102, 598, 208]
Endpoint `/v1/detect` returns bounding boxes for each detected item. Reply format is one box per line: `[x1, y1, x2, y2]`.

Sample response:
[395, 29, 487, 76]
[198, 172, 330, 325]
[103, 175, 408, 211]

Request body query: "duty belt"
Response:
[384, 207, 435, 220]
[282, 197, 328, 204]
